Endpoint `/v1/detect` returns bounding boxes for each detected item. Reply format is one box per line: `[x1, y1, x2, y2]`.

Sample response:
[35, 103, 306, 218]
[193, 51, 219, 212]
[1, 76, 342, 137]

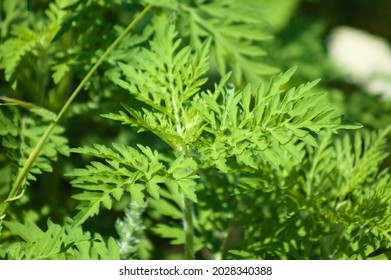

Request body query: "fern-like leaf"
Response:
[145, 0, 278, 84]
[67, 143, 199, 226]
[67, 144, 162, 225]
[0, 219, 120, 260]
[193, 68, 361, 171]
[335, 127, 391, 200]
[0, 26, 39, 87]
[107, 14, 209, 153]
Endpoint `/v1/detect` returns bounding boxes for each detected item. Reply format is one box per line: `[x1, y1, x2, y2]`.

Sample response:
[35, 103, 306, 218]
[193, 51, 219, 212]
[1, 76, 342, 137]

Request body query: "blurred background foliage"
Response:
[1, 0, 391, 259]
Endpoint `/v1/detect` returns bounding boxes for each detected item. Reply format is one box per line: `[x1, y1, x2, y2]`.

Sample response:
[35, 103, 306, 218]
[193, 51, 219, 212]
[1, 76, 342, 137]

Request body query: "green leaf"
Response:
[0, 27, 39, 87]
[177, 179, 197, 203]
[110, 14, 210, 151]
[146, 176, 165, 200]
[148, 199, 183, 219]
[194, 68, 361, 171]
[67, 143, 173, 223]
[152, 223, 203, 251]
[1, 219, 120, 260]
[3, 221, 43, 243]
[168, 156, 198, 180]
[128, 184, 146, 207]
[177, 1, 278, 84]
[153, 224, 184, 245]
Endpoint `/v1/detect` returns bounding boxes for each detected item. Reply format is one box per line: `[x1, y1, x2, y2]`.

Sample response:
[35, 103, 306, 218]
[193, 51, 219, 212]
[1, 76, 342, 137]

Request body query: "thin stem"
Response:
[182, 193, 195, 260]
[169, 47, 195, 259]
[0, 0, 157, 221]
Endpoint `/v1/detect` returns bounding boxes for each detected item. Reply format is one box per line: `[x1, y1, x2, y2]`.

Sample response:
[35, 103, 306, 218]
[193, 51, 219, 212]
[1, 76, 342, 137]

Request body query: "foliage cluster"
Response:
[0, 0, 390, 260]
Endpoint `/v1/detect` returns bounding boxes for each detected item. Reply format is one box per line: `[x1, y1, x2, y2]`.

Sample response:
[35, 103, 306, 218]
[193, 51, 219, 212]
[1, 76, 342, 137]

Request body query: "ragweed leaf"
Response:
[108, 14, 210, 153]
[193, 68, 361, 171]
[0, 26, 39, 87]
[0, 219, 120, 260]
[146, 0, 278, 84]
[67, 144, 167, 225]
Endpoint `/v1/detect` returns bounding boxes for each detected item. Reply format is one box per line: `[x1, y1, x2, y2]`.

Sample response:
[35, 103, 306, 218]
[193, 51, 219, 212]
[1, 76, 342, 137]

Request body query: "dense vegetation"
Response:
[0, 0, 390, 260]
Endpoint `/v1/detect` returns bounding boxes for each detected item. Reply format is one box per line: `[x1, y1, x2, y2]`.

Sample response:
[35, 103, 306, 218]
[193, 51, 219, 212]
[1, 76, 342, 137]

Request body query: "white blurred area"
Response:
[328, 26, 391, 100]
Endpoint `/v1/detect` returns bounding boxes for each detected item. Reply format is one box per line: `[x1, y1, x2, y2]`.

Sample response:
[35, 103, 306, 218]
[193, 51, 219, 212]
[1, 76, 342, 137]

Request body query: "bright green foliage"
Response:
[226, 127, 391, 259]
[1, 0, 391, 261]
[0, 219, 119, 260]
[66, 143, 199, 227]
[106, 14, 209, 153]
[144, 0, 278, 84]
[107, 14, 360, 174]
[192, 69, 360, 172]
[69, 13, 361, 254]
[334, 128, 391, 200]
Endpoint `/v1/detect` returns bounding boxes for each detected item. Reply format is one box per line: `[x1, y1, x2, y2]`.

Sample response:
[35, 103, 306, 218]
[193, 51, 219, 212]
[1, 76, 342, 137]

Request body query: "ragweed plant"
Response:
[0, 0, 390, 260]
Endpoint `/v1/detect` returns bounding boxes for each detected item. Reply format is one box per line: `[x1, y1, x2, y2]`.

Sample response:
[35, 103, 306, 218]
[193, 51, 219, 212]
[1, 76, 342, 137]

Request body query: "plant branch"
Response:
[182, 193, 195, 260]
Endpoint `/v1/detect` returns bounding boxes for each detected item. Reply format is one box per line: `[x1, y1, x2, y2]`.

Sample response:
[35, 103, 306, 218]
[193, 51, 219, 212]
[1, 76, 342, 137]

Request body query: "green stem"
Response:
[0, 0, 157, 221]
[169, 46, 194, 258]
[182, 193, 195, 260]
